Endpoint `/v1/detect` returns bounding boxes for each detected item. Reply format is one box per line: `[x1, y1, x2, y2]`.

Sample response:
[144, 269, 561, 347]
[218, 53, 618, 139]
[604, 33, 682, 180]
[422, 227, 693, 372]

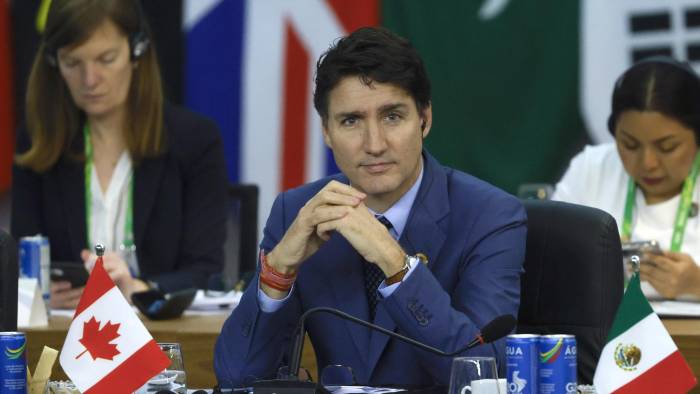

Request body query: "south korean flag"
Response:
[581, 0, 700, 144]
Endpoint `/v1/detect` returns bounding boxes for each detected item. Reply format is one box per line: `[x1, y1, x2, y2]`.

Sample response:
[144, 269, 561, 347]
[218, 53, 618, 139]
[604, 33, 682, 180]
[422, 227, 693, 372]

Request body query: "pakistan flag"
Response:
[382, 0, 589, 194]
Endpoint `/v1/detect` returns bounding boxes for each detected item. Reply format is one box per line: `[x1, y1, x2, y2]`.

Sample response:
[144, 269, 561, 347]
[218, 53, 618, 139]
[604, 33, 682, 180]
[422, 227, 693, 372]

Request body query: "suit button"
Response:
[407, 298, 419, 312]
[407, 298, 432, 326]
[242, 322, 251, 337]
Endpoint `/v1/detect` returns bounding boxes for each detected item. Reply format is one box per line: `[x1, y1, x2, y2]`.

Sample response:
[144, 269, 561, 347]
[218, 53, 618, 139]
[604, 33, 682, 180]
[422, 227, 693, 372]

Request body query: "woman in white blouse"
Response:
[554, 57, 700, 300]
[12, 0, 227, 308]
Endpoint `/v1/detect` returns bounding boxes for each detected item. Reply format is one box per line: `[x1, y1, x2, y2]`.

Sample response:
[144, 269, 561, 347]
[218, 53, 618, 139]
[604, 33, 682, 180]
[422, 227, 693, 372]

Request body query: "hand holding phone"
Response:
[622, 240, 662, 280]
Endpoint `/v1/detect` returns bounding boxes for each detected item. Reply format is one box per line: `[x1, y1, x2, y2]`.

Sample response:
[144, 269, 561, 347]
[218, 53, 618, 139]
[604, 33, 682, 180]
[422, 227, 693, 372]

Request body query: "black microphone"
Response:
[287, 307, 516, 381]
[464, 314, 519, 349]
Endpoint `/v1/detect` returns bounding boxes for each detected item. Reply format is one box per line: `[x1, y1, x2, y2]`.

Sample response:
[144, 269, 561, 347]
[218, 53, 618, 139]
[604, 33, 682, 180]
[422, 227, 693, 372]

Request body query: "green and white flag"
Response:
[593, 274, 696, 393]
[382, 0, 585, 194]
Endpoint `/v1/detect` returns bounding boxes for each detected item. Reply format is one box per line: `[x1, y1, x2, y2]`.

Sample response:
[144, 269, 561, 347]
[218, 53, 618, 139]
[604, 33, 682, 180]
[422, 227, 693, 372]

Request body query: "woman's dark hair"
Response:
[313, 26, 431, 124]
[17, 0, 165, 172]
[608, 56, 700, 144]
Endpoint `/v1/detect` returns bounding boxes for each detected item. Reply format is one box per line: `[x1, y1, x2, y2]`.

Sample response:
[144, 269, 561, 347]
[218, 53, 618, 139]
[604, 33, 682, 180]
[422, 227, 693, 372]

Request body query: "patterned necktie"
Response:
[364, 215, 393, 320]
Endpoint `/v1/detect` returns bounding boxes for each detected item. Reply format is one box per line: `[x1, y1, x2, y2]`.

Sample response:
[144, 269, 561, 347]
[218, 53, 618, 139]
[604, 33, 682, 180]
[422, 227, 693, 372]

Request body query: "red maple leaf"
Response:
[75, 316, 121, 361]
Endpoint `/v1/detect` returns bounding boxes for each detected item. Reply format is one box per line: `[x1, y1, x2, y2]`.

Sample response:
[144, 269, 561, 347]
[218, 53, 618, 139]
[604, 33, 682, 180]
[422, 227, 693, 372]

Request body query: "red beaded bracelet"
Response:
[259, 275, 291, 292]
[259, 250, 297, 291]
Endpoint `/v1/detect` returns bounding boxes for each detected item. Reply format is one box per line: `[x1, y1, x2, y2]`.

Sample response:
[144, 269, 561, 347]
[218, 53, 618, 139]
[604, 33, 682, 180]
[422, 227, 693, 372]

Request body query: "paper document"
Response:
[189, 289, 242, 310]
[651, 300, 700, 317]
[327, 387, 406, 393]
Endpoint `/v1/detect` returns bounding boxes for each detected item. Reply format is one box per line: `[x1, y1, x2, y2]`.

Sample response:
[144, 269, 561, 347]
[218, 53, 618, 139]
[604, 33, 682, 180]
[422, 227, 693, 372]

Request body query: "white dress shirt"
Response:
[87, 151, 137, 274]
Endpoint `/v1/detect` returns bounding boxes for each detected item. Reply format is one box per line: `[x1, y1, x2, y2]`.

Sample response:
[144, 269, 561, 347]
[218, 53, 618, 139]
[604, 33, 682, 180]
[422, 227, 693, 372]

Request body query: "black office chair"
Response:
[0, 229, 18, 331]
[517, 200, 623, 384]
[218, 183, 259, 291]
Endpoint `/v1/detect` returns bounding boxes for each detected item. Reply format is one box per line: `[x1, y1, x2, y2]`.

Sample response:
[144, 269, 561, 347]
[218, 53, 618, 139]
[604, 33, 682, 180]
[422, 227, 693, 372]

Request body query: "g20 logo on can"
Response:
[565, 382, 577, 393]
[540, 338, 564, 363]
[4, 342, 25, 359]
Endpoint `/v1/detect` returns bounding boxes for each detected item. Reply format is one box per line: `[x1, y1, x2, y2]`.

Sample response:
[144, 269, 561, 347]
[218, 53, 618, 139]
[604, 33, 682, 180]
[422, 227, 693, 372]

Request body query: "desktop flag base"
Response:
[593, 274, 696, 393]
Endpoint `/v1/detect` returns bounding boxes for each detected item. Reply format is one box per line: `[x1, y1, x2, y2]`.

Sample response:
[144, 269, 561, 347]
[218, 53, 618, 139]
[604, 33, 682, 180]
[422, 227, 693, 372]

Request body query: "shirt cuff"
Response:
[378, 257, 419, 298]
[257, 281, 294, 313]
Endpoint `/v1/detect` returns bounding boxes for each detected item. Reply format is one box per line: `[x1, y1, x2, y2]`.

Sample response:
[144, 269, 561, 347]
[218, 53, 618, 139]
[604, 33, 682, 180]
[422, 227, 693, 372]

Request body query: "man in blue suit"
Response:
[214, 27, 526, 388]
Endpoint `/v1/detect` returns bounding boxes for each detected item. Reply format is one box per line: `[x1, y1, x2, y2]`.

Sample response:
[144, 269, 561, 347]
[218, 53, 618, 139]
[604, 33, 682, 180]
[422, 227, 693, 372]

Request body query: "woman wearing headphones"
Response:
[11, 0, 227, 308]
[554, 57, 700, 300]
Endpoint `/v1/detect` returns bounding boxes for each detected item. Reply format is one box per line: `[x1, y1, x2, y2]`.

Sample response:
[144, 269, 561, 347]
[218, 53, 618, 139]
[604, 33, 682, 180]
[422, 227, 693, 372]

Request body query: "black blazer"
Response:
[11, 105, 227, 292]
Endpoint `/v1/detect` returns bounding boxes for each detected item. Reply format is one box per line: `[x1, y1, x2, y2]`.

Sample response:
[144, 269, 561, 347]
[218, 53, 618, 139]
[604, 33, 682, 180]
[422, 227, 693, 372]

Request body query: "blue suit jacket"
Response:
[214, 152, 526, 387]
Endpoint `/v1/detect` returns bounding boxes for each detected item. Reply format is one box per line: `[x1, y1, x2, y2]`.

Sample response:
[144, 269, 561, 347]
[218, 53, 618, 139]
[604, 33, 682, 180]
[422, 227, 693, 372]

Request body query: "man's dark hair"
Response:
[313, 26, 431, 124]
[607, 56, 700, 144]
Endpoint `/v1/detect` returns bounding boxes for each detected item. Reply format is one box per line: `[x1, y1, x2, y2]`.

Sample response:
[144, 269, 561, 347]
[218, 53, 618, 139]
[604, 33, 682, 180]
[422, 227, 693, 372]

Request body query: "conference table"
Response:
[24, 311, 229, 388]
[23, 310, 319, 389]
[23, 313, 700, 391]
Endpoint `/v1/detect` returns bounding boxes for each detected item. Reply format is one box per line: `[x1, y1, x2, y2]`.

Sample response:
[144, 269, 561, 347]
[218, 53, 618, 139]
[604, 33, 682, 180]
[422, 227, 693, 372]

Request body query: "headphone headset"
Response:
[43, 0, 150, 67]
[421, 119, 426, 131]
[607, 56, 700, 134]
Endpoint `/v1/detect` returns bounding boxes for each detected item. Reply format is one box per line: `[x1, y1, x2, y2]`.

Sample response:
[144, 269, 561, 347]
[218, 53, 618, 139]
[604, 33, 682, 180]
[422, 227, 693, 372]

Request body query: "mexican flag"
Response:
[59, 258, 170, 393]
[593, 274, 696, 393]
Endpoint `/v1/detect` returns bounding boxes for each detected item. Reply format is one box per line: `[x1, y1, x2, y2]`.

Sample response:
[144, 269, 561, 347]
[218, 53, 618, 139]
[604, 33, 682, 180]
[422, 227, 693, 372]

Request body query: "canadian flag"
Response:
[59, 258, 170, 393]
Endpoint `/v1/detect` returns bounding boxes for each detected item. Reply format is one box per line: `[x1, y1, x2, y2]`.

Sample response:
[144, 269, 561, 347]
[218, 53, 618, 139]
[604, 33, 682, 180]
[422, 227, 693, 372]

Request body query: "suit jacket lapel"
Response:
[402, 152, 450, 271]
[57, 159, 87, 257]
[321, 235, 371, 369]
[133, 156, 167, 247]
[365, 151, 450, 375]
[366, 301, 396, 375]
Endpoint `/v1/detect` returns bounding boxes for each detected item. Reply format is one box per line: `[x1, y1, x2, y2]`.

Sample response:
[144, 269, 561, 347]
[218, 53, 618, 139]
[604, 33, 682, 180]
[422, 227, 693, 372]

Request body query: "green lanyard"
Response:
[621, 152, 700, 252]
[83, 124, 134, 250]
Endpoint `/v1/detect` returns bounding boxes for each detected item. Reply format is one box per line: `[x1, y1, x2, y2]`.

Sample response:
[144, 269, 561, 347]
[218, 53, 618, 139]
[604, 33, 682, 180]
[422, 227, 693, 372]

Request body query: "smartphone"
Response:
[622, 240, 663, 258]
[621, 240, 662, 257]
[131, 288, 197, 320]
[621, 240, 662, 279]
[50, 261, 89, 288]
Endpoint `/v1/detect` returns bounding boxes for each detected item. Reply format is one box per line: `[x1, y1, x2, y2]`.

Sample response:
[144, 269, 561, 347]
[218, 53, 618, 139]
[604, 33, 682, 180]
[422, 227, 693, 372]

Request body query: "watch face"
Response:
[405, 255, 420, 269]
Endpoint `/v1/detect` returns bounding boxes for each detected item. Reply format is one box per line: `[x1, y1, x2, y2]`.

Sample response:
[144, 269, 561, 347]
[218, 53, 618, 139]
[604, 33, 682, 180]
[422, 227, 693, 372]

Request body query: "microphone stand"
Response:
[289, 307, 511, 379]
[252, 307, 514, 393]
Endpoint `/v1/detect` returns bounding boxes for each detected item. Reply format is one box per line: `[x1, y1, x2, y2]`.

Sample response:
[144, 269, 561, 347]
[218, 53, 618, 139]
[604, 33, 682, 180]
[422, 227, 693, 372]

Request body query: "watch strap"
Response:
[385, 255, 416, 285]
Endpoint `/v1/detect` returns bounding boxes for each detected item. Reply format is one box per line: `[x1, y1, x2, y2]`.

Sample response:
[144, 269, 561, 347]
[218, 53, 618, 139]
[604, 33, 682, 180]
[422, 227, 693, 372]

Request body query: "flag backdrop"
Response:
[582, 0, 700, 144]
[0, 0, 14, 194]
[184, 0, 379, 231]
[382, 0, 588, 195]
[183, 0, 588, 229]
[7, 1, 700, 233]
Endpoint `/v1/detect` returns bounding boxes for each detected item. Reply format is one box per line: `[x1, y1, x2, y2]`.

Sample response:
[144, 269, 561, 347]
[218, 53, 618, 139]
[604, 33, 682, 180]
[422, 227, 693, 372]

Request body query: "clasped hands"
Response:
[640, 251, 700, 299]
[263, 181, 406, 298]
[50, 249, 149, 309]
